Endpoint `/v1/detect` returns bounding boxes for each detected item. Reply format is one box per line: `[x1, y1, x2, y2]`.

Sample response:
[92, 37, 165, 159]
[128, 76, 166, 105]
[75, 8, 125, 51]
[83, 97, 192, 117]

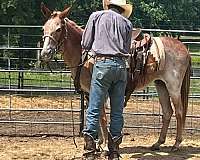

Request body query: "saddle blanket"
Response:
[150, 37, 165, 71]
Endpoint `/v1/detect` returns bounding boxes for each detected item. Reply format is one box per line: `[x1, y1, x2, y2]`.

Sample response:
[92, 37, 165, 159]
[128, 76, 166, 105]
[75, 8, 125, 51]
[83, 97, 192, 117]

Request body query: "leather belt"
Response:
[95, 54, 126, 61]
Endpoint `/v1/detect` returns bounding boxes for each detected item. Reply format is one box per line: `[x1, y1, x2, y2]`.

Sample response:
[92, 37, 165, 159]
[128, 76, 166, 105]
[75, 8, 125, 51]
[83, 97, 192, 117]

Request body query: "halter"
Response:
[42, 18, 69, 53]
[42, 34, 58, 45]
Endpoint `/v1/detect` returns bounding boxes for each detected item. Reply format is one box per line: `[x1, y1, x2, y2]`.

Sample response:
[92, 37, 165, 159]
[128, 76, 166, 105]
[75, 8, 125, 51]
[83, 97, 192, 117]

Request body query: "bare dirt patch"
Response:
[0, 95, 199, 159]
[0, 134, 199, 160]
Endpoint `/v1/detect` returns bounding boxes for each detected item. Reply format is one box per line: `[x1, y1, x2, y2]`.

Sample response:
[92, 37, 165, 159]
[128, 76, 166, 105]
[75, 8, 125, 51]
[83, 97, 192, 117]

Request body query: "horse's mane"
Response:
[66, 19, 83, 41]
[67, 19, 84, 33]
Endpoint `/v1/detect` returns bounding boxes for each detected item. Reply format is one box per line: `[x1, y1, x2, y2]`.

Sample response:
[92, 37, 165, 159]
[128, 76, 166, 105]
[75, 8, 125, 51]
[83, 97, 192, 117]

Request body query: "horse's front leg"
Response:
[124, 90, 132, 107]
[98, 102, 109, 155]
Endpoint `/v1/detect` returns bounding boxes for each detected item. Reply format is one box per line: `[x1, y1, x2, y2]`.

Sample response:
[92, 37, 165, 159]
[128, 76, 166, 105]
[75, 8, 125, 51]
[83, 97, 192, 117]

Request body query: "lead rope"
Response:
[71, 95, 77, 148]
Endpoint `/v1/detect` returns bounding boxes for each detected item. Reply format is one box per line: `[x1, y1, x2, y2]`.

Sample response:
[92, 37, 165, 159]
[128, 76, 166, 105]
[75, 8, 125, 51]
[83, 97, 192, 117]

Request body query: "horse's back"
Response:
[160, 36, 190, 70]
[160, 37, 189, 57]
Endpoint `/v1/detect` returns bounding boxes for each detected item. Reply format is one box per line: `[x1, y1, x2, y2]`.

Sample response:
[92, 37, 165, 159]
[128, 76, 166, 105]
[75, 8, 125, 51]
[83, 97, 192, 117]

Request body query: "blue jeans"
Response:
[83, 57, 127, 139]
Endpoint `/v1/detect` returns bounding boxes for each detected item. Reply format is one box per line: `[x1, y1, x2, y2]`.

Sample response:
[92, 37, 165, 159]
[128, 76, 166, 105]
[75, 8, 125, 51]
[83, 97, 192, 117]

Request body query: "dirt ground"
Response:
[0, 134, 199, 160]
[0, 95, 200, 159]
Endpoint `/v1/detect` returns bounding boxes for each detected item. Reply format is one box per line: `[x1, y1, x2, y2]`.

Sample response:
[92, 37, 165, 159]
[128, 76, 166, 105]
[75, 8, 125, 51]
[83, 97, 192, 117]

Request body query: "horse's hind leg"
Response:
[169, 91, 184, 151]
[151, 80, 173, 150]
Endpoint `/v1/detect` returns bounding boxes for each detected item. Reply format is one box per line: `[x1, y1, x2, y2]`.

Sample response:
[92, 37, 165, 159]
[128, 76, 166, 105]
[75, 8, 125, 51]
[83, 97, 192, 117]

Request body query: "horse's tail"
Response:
[181, 56, 191, 127]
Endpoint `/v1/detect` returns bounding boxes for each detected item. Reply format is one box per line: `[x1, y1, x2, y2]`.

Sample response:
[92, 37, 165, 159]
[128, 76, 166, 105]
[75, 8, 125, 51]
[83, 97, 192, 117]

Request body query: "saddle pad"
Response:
[150, 37, 165, 71]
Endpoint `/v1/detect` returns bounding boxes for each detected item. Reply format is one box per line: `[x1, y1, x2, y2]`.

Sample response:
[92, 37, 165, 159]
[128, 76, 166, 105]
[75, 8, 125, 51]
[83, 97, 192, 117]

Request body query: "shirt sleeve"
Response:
[127, 23, 133, 53]
[81, 13, 95, 51]
[126, 23, 133, 53]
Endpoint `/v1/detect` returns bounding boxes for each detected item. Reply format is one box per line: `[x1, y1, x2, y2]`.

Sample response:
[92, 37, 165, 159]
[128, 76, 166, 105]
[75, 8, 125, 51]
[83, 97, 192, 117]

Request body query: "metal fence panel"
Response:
[0, 25, 200, 137]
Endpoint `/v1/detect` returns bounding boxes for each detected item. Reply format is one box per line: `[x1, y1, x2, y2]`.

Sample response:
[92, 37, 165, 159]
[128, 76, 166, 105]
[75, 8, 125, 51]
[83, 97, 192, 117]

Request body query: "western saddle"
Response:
[130, 28, 153, 74]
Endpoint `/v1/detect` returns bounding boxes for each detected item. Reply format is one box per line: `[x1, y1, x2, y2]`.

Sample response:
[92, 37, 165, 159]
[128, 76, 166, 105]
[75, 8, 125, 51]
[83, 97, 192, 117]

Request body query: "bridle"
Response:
[43, 34, 59, 45]
[42, 18, 69, 54]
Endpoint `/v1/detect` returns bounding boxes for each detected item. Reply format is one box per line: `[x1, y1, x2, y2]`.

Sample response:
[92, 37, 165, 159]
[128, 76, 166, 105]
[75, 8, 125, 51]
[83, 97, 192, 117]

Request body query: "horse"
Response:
[40, 4, 191, 152]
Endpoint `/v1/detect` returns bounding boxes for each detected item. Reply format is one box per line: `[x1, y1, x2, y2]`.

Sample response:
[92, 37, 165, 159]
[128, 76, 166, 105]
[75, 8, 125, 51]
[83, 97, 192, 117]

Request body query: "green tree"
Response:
[130, 0, 168, 28]
[0, 0, 199, 30]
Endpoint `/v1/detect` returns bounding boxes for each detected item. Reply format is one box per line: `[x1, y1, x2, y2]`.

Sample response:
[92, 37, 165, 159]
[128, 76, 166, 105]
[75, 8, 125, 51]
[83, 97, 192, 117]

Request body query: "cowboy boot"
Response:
[107, 132, 122, 160]
[82, 133, 96, 160]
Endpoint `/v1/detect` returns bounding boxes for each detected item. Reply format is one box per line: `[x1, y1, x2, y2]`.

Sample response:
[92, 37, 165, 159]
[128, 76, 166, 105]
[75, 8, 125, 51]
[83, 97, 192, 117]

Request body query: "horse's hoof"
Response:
[151, 144, 160, 151]
[171, 146, 180, 152]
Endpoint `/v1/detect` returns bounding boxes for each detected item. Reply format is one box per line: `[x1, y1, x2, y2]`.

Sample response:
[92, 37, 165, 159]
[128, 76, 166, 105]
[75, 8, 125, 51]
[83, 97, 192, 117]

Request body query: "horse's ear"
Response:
[59, 6, 71, 19]
[41, 2, 52, 19]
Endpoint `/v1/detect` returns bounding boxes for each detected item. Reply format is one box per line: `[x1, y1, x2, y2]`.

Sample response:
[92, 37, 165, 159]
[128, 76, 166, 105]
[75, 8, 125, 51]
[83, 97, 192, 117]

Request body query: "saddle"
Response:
[127, 28, 159, 91]
[132, 28, 151, 47]
[130, 28, 157, 75]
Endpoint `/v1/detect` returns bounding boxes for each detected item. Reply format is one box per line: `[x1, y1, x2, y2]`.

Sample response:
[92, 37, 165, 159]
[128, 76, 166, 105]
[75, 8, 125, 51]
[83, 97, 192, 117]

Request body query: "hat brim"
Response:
[103, 1, 133, 18]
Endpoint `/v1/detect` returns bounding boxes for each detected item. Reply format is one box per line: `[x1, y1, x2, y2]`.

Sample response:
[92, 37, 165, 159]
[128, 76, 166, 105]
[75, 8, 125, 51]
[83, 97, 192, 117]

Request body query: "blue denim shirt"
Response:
[81, 9, 133, 57]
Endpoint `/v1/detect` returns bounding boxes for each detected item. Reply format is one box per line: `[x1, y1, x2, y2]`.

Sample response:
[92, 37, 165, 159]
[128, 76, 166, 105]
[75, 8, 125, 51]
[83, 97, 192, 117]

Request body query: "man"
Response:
[81, 0, 133, 159]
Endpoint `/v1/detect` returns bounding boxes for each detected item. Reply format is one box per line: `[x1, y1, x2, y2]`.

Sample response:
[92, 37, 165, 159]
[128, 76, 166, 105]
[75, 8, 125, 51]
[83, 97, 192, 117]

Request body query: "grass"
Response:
[192, 56, 200, 67]
[0, 71, 73, 88]
[190, 79, 200, 93]
[0, 70, 200, 94]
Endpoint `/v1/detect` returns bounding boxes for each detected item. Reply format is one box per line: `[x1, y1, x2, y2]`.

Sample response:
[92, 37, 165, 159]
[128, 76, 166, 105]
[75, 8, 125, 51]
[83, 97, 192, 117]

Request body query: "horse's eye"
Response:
[56, 28, 61, 32]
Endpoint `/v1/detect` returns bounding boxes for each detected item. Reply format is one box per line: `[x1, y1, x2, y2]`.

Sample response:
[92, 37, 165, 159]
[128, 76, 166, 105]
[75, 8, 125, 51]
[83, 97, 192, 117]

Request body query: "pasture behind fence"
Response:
[0, 25, 200, 137]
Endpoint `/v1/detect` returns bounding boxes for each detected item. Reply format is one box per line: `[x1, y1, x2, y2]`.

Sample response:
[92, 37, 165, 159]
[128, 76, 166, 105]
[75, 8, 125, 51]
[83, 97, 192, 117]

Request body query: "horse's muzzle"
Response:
[40, 48, 55, 62]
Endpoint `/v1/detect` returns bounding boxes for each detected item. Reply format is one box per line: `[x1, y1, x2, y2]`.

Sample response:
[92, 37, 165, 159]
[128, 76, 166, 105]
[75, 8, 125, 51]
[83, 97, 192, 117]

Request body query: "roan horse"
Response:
[40, 4, 191, 152]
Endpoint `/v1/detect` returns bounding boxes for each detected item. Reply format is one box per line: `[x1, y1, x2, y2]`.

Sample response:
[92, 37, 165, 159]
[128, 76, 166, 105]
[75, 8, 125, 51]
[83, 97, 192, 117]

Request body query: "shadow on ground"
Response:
[120, 145, 200, 159]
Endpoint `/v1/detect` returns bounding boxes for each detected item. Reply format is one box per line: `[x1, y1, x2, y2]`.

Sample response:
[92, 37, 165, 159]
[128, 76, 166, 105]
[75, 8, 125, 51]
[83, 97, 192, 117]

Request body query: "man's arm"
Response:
[127, 23, 133, 53]
[81, 13, 96, 51]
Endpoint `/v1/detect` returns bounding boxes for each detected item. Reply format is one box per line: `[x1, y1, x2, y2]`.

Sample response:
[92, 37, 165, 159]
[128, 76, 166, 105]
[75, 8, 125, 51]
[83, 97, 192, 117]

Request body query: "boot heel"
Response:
[83, 133, 96, 160]
[107, 132, 123, 160]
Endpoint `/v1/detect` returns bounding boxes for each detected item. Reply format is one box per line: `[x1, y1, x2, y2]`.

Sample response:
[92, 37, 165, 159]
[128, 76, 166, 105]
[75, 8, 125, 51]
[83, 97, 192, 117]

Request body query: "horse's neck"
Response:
[63, 23, 83, 79]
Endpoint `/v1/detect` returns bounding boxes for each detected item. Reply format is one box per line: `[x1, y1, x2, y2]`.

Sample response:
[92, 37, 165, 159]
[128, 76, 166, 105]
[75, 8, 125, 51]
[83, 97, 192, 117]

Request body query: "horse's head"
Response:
[40, 3, 70, 62]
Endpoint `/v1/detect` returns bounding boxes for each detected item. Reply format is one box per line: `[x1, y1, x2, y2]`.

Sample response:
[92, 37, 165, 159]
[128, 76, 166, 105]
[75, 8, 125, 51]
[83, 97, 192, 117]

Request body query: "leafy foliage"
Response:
[0, 0, 199, 29]
[0, 0, 199, 67]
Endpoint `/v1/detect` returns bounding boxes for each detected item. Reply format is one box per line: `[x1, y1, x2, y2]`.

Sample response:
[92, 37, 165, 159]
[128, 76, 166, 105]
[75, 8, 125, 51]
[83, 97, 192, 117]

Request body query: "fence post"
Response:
[79, 92, 85, 136]
[146, 87, 149, 100]
[17, 35, 25, 92]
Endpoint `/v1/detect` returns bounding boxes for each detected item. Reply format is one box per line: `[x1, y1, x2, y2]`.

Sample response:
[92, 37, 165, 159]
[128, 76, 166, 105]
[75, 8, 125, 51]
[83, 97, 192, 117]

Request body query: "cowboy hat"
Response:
[103, 0, 133, 18]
